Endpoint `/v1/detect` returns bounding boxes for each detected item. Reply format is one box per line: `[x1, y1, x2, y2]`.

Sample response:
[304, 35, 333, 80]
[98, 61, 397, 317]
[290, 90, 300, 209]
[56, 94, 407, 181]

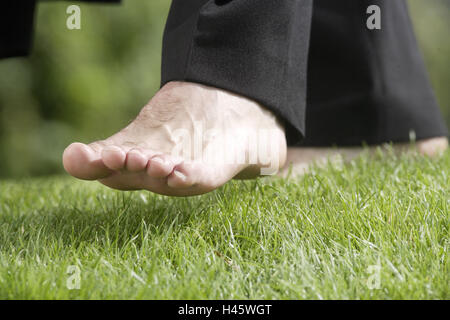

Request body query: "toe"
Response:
[167, 169, 192, 189]
[101, 146, 127, 171]
[147, 155, 175, 178]
[166, 162, 231, 191]
[167, 163, 200, 189]
[63, 142, 112, 180]
[125, 149, 149, 172]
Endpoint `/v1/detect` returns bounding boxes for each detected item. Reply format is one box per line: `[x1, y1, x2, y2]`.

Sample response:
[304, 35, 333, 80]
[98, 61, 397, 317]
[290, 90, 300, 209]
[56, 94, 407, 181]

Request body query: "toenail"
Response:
[152, 157, 165, 165]
[173, 170, 187, 181]
[104, 146, 124, 154]
[129, 150, 144, 157]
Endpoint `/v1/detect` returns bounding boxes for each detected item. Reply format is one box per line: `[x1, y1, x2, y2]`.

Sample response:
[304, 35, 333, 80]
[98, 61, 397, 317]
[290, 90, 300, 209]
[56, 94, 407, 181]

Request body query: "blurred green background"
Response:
[0, 0, 448, 178]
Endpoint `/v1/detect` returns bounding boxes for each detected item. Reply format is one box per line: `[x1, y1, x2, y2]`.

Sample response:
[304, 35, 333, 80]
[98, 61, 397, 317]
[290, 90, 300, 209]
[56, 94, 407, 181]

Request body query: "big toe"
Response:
[63, 142, 112, 180]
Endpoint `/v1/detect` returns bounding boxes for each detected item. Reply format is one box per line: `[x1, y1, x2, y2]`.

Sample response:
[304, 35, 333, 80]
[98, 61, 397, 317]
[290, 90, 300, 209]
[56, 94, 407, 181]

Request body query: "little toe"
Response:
[125, 149, 149, 172]
[167, 165, 196, 189]
[147, 155, 175, 178]
[101, 146, 127, 171]
[63, 142, 112, 180]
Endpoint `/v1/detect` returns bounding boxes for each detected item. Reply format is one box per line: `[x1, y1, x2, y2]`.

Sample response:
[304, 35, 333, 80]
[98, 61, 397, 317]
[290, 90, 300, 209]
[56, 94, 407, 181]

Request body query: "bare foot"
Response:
[63, 82, 286, 196]
[280, 137, 448, 177]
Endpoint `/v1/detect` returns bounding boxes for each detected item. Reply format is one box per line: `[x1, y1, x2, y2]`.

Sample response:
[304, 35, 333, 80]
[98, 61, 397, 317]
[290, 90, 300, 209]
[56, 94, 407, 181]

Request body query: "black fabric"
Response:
[0, 1, 37, 58]
[302, 0, 448, 146]
[162, 0, 313, 144]
[162, 0, 448, 146]
[0, 0, 120, 58]
[1, 0, 448, 146]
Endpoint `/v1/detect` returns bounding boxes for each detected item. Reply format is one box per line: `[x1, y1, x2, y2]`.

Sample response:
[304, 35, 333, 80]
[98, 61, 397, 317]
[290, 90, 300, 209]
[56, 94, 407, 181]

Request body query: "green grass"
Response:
[0, 150, 448, 299]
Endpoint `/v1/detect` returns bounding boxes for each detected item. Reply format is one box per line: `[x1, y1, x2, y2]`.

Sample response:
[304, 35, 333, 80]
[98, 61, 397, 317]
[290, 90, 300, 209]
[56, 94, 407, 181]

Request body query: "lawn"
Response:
[0, 149, 448, 299]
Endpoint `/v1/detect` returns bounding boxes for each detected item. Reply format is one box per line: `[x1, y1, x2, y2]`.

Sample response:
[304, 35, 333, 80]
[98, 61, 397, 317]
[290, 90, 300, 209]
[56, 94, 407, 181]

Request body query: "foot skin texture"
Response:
[280, 137, 449, 177]
[63, 82, 287, 196]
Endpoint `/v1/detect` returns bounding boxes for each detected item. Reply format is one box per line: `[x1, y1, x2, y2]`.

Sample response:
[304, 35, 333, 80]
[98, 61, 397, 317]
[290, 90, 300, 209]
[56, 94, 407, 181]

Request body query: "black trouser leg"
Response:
[162, 0, 448, 146]
[0, 1, 37, 58]
[161, 0, 314, 145]
[302, 0, 448, 146]
[0, 1, 121, 59]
